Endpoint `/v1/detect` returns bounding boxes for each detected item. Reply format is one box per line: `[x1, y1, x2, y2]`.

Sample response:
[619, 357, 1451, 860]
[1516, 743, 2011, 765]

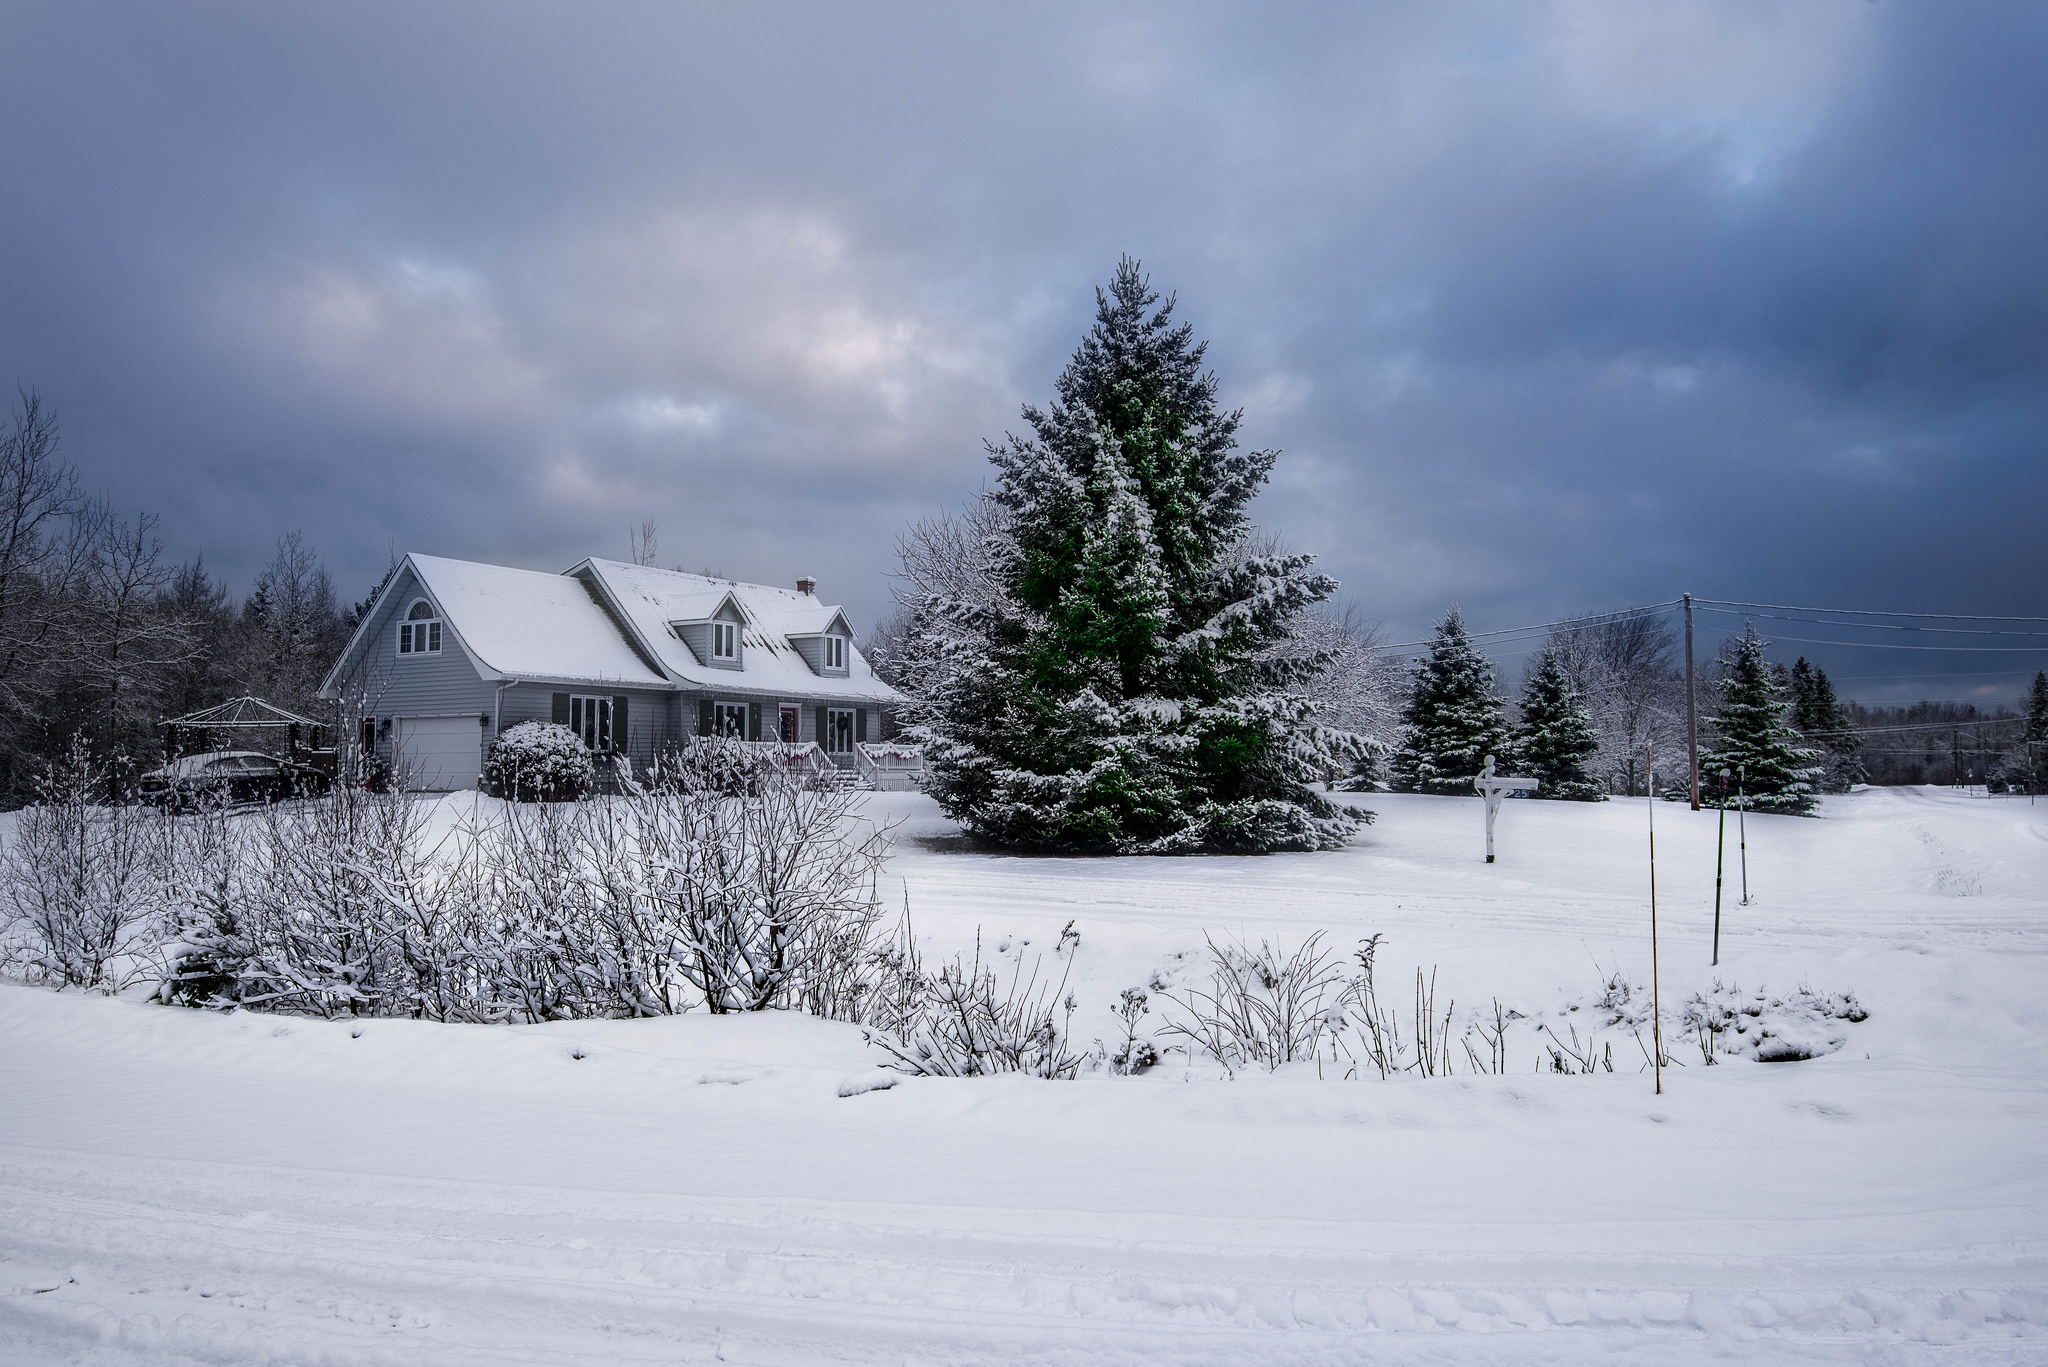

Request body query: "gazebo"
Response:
[161, 696, 328, 761]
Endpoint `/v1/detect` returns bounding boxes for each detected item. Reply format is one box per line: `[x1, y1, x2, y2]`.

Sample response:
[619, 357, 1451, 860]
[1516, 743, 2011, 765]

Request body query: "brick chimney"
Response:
[796, 575, 817, 596]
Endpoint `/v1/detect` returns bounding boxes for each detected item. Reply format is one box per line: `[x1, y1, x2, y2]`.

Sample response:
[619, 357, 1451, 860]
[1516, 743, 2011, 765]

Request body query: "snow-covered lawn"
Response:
[4, 786, 2046, 1364]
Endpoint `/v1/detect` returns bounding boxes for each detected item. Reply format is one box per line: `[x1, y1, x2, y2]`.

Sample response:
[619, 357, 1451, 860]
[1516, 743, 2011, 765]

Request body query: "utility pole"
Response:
[1684, 593, 1700, 810]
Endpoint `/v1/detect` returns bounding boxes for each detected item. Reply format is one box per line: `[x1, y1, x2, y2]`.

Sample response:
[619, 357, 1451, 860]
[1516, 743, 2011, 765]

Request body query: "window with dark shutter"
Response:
[569, 695, 612, 750]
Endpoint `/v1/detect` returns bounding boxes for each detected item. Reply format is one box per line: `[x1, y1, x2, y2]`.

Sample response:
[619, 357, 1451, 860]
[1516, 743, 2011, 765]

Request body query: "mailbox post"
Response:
[1474, 753, 1539, 863]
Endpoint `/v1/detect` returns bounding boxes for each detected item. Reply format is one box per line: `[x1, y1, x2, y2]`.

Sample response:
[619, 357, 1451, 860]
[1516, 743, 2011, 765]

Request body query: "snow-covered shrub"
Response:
[154, 800, 259, 1007]
[0, 737, 175, 992]
[863, 922, 1084, 1079]
[243, 779, 448, 1016]
[1682, 981, 1867, 1063]
[459, 794, 670, 1019]
[485, 722, 593, 803]
[633, 769, 894, 1013]
[1159, 930, 1355, 1075]
[649, 734, 833, 797]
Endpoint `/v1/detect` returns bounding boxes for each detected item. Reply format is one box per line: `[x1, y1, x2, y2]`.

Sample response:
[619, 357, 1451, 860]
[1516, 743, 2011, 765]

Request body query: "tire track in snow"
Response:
[4, 1149, 2045, 1366]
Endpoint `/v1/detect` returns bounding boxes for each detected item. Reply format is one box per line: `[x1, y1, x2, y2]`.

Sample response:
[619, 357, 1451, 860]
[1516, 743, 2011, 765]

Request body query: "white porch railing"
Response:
[670, 736, 922, 791]
[856, 741, 925, 791]
[710, 738, 837, 779]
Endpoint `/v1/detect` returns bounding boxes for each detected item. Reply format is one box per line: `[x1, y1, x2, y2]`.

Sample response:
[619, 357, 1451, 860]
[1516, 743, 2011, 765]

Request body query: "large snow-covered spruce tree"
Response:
[1516, 647, 1604, 801]
[1700, 625, 1820, 815]
[907, 259, 1365, 854]
[1390, 609, 1516, 795]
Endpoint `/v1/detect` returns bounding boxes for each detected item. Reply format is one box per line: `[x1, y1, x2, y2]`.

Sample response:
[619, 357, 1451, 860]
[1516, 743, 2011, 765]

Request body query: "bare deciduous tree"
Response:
[1544, 611, 1686, 795]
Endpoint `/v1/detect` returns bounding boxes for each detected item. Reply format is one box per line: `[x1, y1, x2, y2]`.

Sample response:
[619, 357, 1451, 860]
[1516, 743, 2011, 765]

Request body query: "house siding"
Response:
[497, 682, 674, 771]
[787, 631, 854, 678]
[331, 566, 497, 764]
[672, 600, 747, 671]
[678, 686, 889, 749]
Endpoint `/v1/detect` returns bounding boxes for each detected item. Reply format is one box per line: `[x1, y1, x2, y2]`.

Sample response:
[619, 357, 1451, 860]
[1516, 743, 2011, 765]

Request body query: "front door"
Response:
[779, 705, 800, 744]
[824, 707, 854, 757]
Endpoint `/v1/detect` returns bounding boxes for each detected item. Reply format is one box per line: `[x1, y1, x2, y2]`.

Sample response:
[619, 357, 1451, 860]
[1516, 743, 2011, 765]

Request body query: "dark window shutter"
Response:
[698, 699, 713, 737]
[855, 708, 866, 747]
[815, 705, 826, 749]
[613, 695, 628, 752]
[749, 700, 761, 741]
[551, 692, 570, 725]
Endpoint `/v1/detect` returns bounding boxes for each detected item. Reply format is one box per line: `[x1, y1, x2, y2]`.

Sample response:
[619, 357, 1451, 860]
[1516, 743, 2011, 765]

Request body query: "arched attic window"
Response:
[397, 598, 442, 655]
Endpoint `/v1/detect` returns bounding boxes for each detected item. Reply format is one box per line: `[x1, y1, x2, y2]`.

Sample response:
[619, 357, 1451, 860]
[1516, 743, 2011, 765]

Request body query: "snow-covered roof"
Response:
[407, 554, 669, 689]
[323, 552, 900, 702]
[576, 559, 901, 704]
[166, 696, 316, 728]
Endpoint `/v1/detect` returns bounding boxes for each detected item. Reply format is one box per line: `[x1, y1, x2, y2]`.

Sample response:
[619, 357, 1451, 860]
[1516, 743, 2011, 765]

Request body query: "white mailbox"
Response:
[1474, 753, 1538, 863]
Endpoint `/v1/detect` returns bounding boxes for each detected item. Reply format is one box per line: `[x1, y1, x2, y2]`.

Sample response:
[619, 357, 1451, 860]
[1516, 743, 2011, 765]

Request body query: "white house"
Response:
[319, 553, 903, 791]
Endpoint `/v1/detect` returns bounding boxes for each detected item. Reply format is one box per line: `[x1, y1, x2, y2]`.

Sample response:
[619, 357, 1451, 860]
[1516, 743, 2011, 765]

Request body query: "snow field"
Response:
[3, 785, 2046, 1363]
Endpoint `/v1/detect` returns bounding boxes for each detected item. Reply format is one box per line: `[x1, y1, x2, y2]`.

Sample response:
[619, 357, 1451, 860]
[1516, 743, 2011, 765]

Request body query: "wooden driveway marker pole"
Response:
[1648, 741, 1662, 1096]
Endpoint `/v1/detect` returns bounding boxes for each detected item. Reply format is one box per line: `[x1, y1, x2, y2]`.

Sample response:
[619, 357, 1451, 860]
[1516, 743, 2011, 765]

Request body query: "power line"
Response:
[1799, 717, 2025, 737]
[1693, 597, 2048, 624]
[1736, 634, 2048, 653]
[1691, 605, 2048, 639]
[1376, 601, 1679, 655]
[1831, 669, 2039, 681]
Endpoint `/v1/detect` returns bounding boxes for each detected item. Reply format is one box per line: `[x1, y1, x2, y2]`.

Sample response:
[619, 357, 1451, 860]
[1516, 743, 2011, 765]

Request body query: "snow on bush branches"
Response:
[2, 738, 895, 1019]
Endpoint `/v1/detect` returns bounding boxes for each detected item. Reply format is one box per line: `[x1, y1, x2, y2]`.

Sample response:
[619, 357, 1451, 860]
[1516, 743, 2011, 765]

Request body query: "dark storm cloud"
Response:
[1, 2, 2042, 703]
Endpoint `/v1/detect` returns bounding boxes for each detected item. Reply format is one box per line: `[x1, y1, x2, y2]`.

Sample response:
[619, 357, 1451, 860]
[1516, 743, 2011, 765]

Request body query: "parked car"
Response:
[139, 750, 332, 809]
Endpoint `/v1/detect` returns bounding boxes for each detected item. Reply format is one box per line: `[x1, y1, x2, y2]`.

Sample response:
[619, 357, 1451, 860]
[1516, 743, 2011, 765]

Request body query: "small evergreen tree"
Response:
[1790, 657, 1862, 792]
[1516, 647, 1603, 801]
[908, 259, 1365, 853]
[1390, 609, 1516, 795]
[1699, 625, 1820, 815]
[2019, 670, 2048, 791]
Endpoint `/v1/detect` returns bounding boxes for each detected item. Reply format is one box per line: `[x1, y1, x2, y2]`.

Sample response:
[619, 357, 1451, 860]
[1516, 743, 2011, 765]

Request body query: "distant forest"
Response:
[1842, 700, 2029, 788]
[0, 392, 371, 801]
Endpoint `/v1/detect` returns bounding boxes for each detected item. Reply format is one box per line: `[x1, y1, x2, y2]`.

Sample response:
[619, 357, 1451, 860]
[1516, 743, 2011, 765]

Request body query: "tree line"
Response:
[0, 391, 361, 802]
[1384, 608, 2048, 812]
[1842, 682, 2046, 790]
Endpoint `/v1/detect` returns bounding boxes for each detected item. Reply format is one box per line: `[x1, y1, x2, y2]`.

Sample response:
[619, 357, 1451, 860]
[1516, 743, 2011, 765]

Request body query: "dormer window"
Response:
[712, 622, 738, 660]
[398, 599, 442, 656]
[823, 634, 846, 670]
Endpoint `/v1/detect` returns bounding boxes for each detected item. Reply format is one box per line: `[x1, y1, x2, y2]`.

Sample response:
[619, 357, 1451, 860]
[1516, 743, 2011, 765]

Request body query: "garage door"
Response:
[396, 716, 483, 792]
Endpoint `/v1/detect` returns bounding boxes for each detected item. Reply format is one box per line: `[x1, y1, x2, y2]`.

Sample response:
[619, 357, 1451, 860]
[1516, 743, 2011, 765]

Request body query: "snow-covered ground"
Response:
[4, 786, 2046, 1364]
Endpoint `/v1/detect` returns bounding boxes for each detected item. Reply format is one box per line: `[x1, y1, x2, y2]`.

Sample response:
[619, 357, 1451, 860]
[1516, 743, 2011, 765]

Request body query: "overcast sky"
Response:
[2, 3, 2043, 703]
